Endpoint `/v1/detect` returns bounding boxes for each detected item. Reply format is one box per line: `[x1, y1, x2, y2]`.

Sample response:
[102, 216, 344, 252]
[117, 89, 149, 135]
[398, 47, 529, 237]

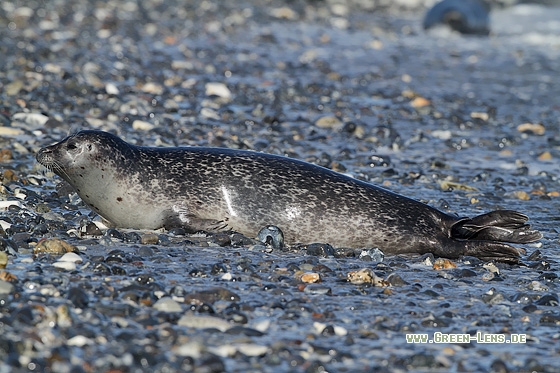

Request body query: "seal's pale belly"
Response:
[36, 130, 542, 263]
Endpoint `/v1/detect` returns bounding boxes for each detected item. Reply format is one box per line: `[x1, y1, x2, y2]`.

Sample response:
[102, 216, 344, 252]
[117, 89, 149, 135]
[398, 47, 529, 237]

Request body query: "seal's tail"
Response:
[450, 210, 542, 244]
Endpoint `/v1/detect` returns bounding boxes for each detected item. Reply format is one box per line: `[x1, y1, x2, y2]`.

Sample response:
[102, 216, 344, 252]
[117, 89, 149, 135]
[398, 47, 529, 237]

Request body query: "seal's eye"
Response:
[67, 143, 77, 150]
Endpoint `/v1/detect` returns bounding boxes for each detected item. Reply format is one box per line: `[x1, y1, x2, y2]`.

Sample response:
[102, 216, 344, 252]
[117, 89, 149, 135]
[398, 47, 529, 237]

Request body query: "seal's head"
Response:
[36, 130, 131, 183]
[36, 130, 160, 228]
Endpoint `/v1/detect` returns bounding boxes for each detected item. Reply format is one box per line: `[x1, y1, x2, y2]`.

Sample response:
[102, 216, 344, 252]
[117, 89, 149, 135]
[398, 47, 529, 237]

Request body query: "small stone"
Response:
[0, 280, 14, 294]
[510, 190, 530, 201]
[270, 7, 297, 20]
[132, 120, 155, 131]
[53, 261, 77, 271]
[221, 273, 233, 281]
[5, 80, 24, 96]
[34, 238, 77, 255]
[470, 112, 489, 121]
[306, 243, 334, 257]
[178, 313, 232, 331]
[235, 344, 268, 357]
[302, 285, 332, 295]
[483, 262, 500, 275]
[0, 149, 13, 161]
[517, 122, 545, 135]
[200, 107, 220, 120]
[535, 294, 559, 306]
[410, 96, 431, 108]
[0, 271, 16, 282]
[347, 268, 388, 286]
[3, 170, 18, 182]
[141, 82, 164, 94]
[536, 151, 552, 163]
[153, 297, 183, 312]
[83, 222, 102, 236]
[67, 335, 93, 347]
[205, 82, 231, 99]
[105, 83, 120, 95]
[431, 130, 452, 140]
[359, 248, 384, 262]
[315, 116, 343, 129]
[257, 225, 284, 250]
[58, 252, 83, 263]
[433, 258, 457, 270]
[300, 273, 321, 284]
[0, 201, 22, 210]
[12, 112, 49, 128]
[439, 180, 478, 192]
[67, 287, 89, 308]
[140, 233, 159, 245]
[0, 252, 7, 269]
[0, 127, 23, 136]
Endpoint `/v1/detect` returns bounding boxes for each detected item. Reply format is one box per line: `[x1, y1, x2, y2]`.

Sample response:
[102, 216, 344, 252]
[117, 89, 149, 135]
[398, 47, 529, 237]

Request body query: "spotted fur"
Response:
[36, 130, 542, 263]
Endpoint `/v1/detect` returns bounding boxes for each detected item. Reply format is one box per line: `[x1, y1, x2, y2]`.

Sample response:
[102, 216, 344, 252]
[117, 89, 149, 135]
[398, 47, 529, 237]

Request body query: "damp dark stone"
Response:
[84, 222, 102, 236]
[257, 225, 285, 250]
[105, 228, 124, 241]
[67, 287, 89, 308]
[306, 243, 335, 257]
[535, 294, 559, 307]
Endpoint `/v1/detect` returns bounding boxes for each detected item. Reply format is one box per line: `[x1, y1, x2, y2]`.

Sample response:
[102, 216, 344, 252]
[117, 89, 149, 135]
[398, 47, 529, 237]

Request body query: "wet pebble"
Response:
[153, 297, 183, 312]
[0, 280, 14, 294]
[534, 294, 559, 307]
[306, 243, 334, 257]
[140, 233, 159, 245]
[178, 313, 232, 332]
[0, 252, 7, 269]
[34, 238, 76, 255]
[257, 225, 284, 250]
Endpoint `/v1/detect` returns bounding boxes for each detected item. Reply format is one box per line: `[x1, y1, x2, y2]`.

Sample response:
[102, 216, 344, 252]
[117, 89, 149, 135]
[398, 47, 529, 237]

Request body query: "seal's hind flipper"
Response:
[463, 241, 524, 264]
[450, 210, 542, 244]
[434, 239, 524, 264]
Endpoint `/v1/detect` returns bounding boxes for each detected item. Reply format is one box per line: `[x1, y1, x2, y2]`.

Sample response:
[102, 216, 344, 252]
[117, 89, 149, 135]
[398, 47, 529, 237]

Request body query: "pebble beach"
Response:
[1, 1, 560, 372]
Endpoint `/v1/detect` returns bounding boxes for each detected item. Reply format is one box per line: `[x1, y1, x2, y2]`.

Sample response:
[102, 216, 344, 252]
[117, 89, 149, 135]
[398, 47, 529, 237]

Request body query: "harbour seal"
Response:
[36, 130, 541, 262]
[423, 0, 490, 35]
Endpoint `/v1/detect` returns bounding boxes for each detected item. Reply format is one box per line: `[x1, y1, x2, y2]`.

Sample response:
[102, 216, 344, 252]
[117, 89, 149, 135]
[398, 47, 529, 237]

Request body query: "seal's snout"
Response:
[36, 146, 53, 167]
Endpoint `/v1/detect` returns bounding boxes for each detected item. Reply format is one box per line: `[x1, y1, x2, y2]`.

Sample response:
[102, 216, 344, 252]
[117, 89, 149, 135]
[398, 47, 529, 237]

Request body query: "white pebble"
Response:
[200, 107, 221, 120]
[178, 313, 231, 331]
[67, 335, 93, 347]
[0, 201, 23, 210]
[251, 319, 271, 333]
[52, 261, 77, 271]
[0, 220, 11, 231]
[431, 130, 452, 140]
[12, 112, 49, 127]
[58, 252, 83, 263]
[0, 127, 23, 136]
[153, 297, 182, 312]
[221, 272, 233, 281]
[105, 83, 120, 95]
[132, 120, 155, 131]
[205, 82, 231, 99]
[0, 280, 14, 294]
[236, 344, 269, 357]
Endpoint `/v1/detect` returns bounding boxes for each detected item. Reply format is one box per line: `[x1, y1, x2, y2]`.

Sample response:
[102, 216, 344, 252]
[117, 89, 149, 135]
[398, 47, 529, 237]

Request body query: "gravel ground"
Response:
[1, 1, 560, 372]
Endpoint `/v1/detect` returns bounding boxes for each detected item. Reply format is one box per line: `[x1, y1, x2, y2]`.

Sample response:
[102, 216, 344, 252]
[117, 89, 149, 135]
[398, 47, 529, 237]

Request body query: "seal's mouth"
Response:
[36, 147, 68, 181]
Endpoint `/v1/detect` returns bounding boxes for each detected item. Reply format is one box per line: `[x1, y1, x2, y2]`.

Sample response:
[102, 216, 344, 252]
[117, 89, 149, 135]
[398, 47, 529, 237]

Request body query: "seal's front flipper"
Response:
[450, 210, 542, 244]
[434, 240, 524, 264]
[163, 208, 228, 233]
